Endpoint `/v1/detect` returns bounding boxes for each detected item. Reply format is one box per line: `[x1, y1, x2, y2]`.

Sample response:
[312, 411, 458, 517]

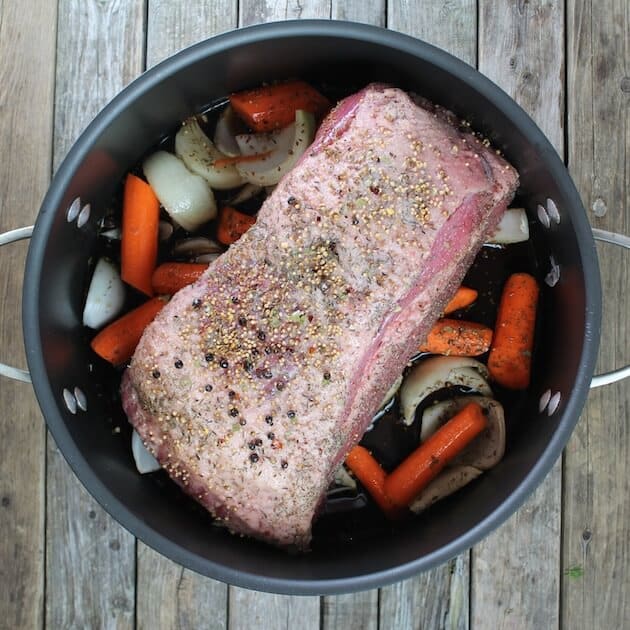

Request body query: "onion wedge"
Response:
[213, 105, 245, 157]
[175, 118, 244, 190]
[487, 208, 529, 244]
[400, 356, 492, 426]
[235, 110, 315, 186]
[132, 430, 160, 474]
[143, 151, 216, 232]
[82, 258, 125, 329]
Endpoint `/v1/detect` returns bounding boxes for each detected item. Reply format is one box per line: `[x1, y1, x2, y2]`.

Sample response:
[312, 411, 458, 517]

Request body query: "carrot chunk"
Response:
[121, 174, 160, 296]
[151, 263, 208, 295]
[419, 319, 493, 356]
[217, 206, 256, 245]
[90, 297, 166, 365]
[345, 446, 400, 519]
[443, 286, 478, 314]
[487, 273, 539, 389]
[229, 80, 331, 132]
[384, 402, 488, 508]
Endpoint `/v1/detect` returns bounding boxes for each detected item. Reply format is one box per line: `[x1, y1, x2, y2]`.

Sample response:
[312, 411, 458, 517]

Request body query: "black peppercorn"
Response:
[248, 441, 256, 450]
[205, 352, 214, 362]
[287, 410, 296, 419]
[323, 371, 331, 381]
[264, 415, 273, 425]
[204, 384, 213, 392]
[276, 381, 285, 391]
[152, 370, 161, 379]
[287, 196, 298, 206]
[228, 390, 236, 399]
[257, 330, 266, 341]
[262, 369, 273, 379]
[219, 359, 228, 369]
[250, 453, 259, 463]
[281, 460, 288, 469]
[238, 316, 247, 326]
[267, 432, 275, 440]
[231, 296, 239, 304]
[192, 298, 202, 308]
[243, 360, 253, 372]
[239, 418, 246, 426]
[229, 408, 239, 417]
[255, 438, 263, 447]
[174, 359, 183, 369]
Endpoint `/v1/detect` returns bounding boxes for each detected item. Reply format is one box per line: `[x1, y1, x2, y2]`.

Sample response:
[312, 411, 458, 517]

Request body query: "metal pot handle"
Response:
[0, 226, 33, 383]
[2, 225, 627, 388]
[590, 228, 630, 388]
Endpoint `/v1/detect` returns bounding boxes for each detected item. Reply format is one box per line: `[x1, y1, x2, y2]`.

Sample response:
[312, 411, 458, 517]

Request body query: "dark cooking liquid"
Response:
[91, 86, 540, 546]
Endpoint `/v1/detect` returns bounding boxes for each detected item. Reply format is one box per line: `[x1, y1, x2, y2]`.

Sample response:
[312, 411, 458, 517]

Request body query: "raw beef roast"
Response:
[121, 84, 519, 548]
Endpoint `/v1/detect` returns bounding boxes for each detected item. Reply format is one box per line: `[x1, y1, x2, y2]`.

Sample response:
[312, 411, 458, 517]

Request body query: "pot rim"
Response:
[22, 19, 601, 595]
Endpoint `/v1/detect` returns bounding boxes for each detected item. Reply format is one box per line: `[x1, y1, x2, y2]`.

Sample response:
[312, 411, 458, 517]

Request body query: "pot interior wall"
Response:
[24, 24, 599, 592]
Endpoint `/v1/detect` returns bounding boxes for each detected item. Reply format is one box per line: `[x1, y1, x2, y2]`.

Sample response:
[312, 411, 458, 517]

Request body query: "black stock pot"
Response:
[2, 21, 629, 595]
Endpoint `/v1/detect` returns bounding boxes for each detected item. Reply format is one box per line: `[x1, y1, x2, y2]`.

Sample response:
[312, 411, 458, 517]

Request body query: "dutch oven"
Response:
[1, 20, 629, 595]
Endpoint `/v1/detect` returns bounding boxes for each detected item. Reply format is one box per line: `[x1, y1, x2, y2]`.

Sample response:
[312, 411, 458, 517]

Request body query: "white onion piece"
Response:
[143, 151, 216, 232]
[236, 110, 315, 186]
[213, 105, 245, 157]
[101, 227, 121, 240]
[400, 356, 492, 426]
[420, 400, 454, 442]
[380, 374, 403, 410]
[333, 465, 357, 491]
[228, 183, 264, 205]
[409, 466, 482, 514]
[487, 208, 529, 244]
[82, 258, 125, 329]
[236, 127, 288, 156]
[175, 118, 243, 190]
[132, 430, 160, 474]
[172, 236, 223, 257]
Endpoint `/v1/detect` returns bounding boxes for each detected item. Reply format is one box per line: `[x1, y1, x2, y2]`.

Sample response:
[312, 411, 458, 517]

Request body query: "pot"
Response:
[1, 20, 629, 595]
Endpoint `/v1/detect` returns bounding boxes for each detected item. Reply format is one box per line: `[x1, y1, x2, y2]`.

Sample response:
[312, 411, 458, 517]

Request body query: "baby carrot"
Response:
[487, 273, 539, 389]
[90, 297, 166, 365]
[345, 446, 400, 519]
[151, 262, 208, 295]
[217, 206, 256, 246]
[443, 286, 478, 314]
[384, 402, 487, 508]
[419, 319, 493, 356]
[121, 174, 160, 296]
[230, 80, 331, 132]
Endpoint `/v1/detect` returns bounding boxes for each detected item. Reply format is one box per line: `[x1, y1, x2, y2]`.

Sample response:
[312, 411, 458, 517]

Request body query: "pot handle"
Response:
[590, 228, 630, 388]
[0, 226, 33, 383]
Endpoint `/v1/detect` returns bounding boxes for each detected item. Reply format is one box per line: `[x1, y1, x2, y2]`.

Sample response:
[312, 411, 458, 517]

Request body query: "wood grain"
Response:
[0, 2, 57, 629]
[378, 3, 477, 627]
[563, 0, 630, 628]
[332, 0, 385, 25]
[240, 0, 331, 24]
[135, 3, 239, 627]
[472, 2, 564, 628]
[45, 2, 144, 628]
[388, 0, 477, 65]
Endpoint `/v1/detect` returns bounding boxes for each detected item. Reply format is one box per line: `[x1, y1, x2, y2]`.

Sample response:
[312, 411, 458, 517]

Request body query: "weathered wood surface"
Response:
[45, 2, 144, 628]
[472, 2, 564, 628]
[563, 1, 630, 629]
[0, 3, 56, 629]
[0, 1, 629, 628]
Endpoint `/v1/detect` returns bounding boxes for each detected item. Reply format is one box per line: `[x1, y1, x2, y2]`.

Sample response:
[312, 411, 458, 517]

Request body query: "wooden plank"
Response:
[146, 0, 238, 67]
[240, 0, 331, 24]
[0, 2, 57, 628]
[377, 3, 477, 628]
[332, 0, 385, 26]
[135, 4, 239, 628]
[472, 2, 564, 628]
[137, 545, 227, 630]
[45, 2, 144, 628]
[387, 0, 477, 64]
[563, 0, 630, 627]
